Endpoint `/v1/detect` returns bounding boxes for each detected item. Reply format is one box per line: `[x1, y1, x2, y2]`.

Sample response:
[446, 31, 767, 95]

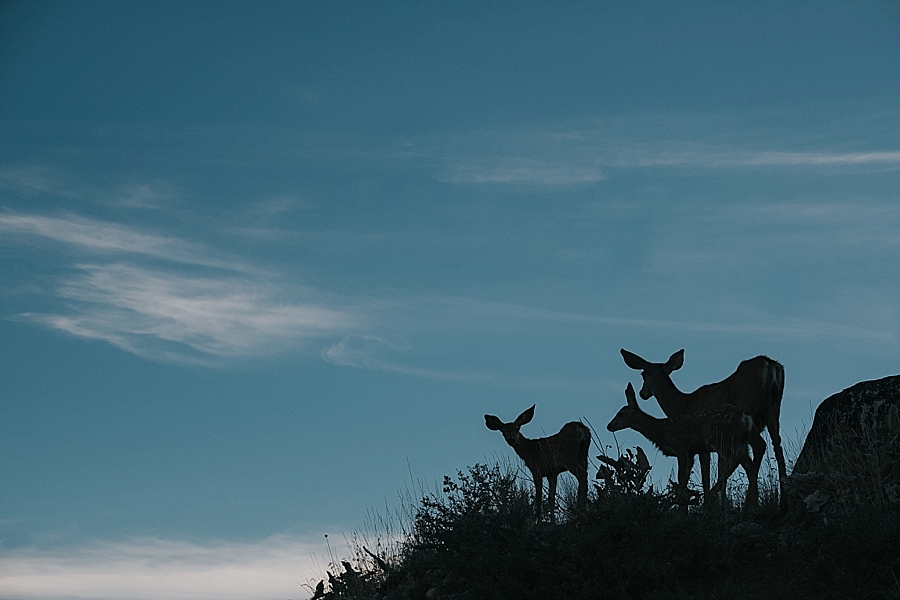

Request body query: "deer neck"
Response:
[653, 375, 694, 416]
[625, 410, 677, 457]
[511, 435, 541, 467]
[625, 409, 665, 443]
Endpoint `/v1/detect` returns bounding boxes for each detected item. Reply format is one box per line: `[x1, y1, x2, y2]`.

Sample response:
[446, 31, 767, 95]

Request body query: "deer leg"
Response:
[767, 413, 787, 502]
[532, 472, 543, 523]
[676, 454, 695, 510]
[699, 451, 712, 500]
[746, 431, 765, 509]
[547, 474, 558, 524]
[677, 454, 694, 489]
[575, 463, 588, 508]
[737, 448, 757, 509]
[710, 450, 742, 506]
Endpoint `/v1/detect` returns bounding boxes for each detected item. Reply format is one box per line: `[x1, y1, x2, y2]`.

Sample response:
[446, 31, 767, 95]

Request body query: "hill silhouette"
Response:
[308, 376, 900, 600]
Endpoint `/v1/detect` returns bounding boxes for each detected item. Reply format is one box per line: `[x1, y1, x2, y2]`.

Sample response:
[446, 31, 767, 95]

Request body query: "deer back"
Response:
[689, 356, 783, 423]
[519, 421, 590, 476]
[664, 405, 752, 454]
[610, 400, 751, 459]
[607, 389, 684, 458]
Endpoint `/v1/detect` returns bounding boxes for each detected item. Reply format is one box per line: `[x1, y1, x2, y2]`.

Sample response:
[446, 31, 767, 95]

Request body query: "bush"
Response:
[310, 454, 900, 600]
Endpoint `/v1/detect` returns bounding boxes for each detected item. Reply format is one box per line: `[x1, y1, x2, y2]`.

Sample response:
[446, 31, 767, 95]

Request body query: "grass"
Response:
[308, 440, 900, 600]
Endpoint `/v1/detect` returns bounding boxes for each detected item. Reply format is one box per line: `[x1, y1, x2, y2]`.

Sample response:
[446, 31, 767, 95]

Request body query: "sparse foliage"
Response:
[310, 409, 900, 600]
[596, 446, 653, 494]
[308, 452, 900, 600]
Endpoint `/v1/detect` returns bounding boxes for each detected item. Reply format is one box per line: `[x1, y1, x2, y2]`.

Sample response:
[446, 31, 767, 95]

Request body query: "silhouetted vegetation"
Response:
[309, 447, 900, 600]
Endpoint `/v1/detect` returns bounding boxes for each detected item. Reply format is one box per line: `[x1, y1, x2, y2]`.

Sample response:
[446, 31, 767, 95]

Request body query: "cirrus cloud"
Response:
[2, 211, 360, 365]
[0, 535, 332, 600]
[19, 263, 358, 364]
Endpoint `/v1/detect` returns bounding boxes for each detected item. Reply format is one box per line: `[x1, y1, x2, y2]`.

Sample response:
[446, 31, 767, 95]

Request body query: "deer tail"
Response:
[766, 359, 784, 400]
[578, 423, 591, 466]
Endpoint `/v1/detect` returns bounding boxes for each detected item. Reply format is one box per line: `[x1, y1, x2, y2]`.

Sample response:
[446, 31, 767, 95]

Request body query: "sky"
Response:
[1, 1, 900, 598]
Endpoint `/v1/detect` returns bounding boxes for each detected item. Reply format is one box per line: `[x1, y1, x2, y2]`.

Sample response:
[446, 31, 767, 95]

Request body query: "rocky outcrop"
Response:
[788, 375, 900, 512]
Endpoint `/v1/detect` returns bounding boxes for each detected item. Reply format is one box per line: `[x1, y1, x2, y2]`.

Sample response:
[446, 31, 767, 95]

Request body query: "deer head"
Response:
[484, 404, 535, 447]
[607, 382, 641, 432]
[620, 348, 684, 400]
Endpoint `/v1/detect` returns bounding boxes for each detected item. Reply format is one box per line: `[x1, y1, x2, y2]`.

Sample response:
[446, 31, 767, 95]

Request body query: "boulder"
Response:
[788, 375, 900, 511]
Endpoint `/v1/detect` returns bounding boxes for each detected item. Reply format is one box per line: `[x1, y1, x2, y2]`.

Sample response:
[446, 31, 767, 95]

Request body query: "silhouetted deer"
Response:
[621, 348, 785, 506]
[608, 382, 755, 507]
[485, 405, 590, 523]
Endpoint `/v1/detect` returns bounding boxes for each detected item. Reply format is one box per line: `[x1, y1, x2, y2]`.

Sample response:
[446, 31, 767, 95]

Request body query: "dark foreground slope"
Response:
[313, 376, 900, 600]
[311, 462, 899, 600]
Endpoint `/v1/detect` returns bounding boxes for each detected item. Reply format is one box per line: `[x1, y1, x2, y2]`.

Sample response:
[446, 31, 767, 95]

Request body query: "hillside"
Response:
[308, 377, 900, 600]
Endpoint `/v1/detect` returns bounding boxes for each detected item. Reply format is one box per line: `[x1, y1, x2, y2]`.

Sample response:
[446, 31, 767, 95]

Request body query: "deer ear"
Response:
[621, 349, 649, 370]
[515, 404, 535, 426]
[666, 349, 685, 373]
[636, 446, 650, 471]
[485, 415, 503, 430]
[625, 382, 638, 407]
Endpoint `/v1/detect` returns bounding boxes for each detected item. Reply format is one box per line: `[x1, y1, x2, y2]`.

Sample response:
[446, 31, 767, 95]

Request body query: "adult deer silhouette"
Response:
[620, 348, 785, 506]
[485, 405, 590, 523]
[608, 382, 755, 507]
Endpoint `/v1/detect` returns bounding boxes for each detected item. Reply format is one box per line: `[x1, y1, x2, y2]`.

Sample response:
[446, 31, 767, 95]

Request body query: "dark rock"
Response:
[788, 375, 900, 511]
[793, 375, 900, 474]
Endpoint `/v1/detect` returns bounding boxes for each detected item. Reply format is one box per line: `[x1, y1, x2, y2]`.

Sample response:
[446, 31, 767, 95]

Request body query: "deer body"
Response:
[621, 348, 785, 506]
[608, 383, 755, 506]
[485, 405, 590, 523]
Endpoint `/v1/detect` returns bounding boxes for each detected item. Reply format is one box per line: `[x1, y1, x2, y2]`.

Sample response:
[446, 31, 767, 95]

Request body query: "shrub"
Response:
[310, 451, 900, 600]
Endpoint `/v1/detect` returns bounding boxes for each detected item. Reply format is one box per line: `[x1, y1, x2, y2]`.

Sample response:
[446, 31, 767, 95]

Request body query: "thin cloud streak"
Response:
[751, 201, 900, 222]
[322, 335, 567, 389]
[438, 147, 900, 188]
[623, 149, 900, 168]
[0, 166, 83, 197]
[116, 183, 171, 210]
[322, 335, 499, 384]
[440, 159, 605, 185]
[316, 299, 894, 385]
[435, 119, 900, 186]
[421, 297, 894, 343]
[20, 263, 357, 362]
[2, 211, 359, 364]
[0, 213, 246, 271]
[737, 150, 900, 166]
[0, 535, 329, 600]
[705, 201, 900, 249]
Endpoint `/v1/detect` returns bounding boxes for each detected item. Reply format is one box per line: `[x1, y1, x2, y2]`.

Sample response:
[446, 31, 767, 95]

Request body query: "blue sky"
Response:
[2, 1, 899, 598]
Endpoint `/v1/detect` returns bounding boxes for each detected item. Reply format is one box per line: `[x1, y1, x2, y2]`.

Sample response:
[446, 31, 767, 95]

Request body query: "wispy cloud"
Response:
[638, 199, 900, 277]
[438, 297, 896, 344]
[316, 298, 894, 385]
[434, 114, 900, 187]
[115, 183, 172, 210]
[617, 148, 900, 169]
[0, 166, 84, 197]
[735, 150, 900, 166]
[19, 263, 357, 363]
[322, 335, 500, 383]
[450, 146, 900, 178]
[0, 535, 330, 600]
[440, 159, 605, 185]
[0, 213, 239, 269]
[726, 201, 900, 248]
[2, 212, 358, 364]
[751, 201, 900, 221]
